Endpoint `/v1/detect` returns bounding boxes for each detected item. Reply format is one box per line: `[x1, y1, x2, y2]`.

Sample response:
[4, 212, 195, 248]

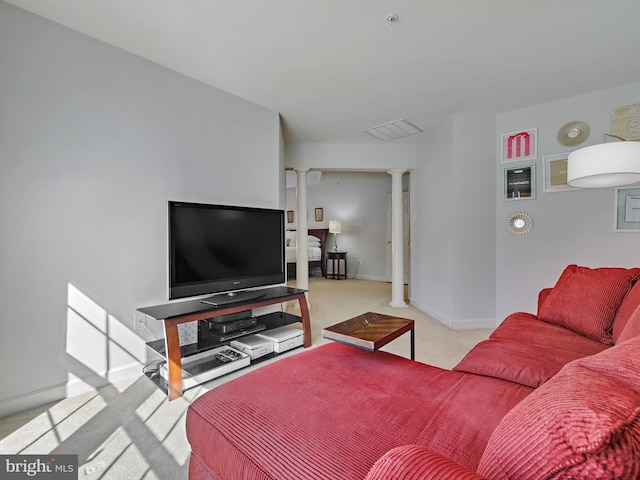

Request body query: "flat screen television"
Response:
[168, 201, 285, 303]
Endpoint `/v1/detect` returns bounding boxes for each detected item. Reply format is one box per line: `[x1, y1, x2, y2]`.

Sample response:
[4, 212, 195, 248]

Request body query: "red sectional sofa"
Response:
[186, 265, 640, 479]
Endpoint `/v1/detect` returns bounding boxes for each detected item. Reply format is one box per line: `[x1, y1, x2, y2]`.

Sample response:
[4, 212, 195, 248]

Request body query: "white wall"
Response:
[495, 82, 640, 320]
[286, 172, 394, 280]
[411, 113, 497, 328]
[411, 118, 455, 321]
[0, 3, 281, 417]
[285, 143, 416, 171]
[451, 114, 497, 321]
[412, 85, 640, 329]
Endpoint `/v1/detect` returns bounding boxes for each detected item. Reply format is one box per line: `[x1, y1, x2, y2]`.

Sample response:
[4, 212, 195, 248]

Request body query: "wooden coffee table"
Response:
[322, 312, 415, 360]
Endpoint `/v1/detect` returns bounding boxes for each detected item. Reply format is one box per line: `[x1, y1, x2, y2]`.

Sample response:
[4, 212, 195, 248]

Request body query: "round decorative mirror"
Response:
[507, 212, 533, 235]
[557, 120, 590, 146]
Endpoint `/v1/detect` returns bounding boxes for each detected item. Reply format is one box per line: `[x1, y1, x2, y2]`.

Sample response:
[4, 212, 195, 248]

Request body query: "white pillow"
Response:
[307, 235, 322, 246]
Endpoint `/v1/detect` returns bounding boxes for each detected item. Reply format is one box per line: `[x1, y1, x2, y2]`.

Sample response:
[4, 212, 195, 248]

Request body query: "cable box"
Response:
[206, 310, 252, 324]
[209, 316, 257, 334]
[208, 324, 266, 342]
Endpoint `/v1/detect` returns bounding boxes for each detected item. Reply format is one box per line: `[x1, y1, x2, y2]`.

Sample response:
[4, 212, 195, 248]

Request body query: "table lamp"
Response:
[329, 220, 342, 251]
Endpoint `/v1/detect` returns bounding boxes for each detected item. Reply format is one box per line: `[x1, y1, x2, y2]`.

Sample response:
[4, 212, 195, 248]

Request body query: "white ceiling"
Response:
[6, 0, 640, 144]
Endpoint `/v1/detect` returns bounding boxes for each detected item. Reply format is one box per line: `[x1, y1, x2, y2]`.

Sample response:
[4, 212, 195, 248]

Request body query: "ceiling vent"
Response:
[364, 118, 423, 141]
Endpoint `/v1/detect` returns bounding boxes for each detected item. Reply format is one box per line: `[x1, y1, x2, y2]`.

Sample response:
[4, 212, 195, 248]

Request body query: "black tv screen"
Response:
[168, 201, 285, 300]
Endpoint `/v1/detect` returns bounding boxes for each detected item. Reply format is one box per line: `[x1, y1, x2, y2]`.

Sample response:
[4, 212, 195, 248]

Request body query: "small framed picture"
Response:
[615, 187, 640, 231]
[543, 153, 575, 193]
[504, 164, 536, 201]
[287, 210, 294, 223]
[314, 208, 323, 222]
[500, 128, 537, 163]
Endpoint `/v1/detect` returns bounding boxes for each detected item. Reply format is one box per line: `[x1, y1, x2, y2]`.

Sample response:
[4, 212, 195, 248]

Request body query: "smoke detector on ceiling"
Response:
[386, 14, 399, 25]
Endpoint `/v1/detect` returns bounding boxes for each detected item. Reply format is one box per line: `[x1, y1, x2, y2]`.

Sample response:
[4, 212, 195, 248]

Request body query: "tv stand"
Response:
[138, 286, 310, 400]
[200, 289, 267, 306]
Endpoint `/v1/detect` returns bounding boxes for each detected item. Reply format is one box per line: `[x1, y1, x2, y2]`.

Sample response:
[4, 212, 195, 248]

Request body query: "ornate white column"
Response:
[388, 169, 407, 308]
[295, 169, 310, 299]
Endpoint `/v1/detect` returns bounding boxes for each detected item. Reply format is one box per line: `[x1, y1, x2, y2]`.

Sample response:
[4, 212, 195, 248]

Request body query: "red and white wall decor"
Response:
[500, 127, 537, 163]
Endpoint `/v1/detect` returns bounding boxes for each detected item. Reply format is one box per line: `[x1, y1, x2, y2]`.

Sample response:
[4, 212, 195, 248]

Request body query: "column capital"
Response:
[387, 168, 407, 177]
[295, 168, 311, 174]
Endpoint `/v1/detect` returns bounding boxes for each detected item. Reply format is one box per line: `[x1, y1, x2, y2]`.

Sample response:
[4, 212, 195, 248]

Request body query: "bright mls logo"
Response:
[1, 455, 77, 479]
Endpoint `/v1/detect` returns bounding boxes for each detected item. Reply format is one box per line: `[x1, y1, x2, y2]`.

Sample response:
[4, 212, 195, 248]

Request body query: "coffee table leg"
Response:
[410, 328, 415, 360]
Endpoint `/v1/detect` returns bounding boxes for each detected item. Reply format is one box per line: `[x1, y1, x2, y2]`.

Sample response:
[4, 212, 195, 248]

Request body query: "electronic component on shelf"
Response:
[205, 310, 253, 325]
[208, 324, 266, 342]
[208, 316, 257, 334]
[158, 346, 250, 390]
[257, 326, 304, 353]
[231, 335, 274, 360]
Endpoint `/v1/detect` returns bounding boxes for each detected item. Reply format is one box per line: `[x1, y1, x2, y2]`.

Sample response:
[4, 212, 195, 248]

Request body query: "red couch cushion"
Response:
[453, 338, 584, 388]
[537, 264, 640, 344]
[617, 305, 640, 344]
[490, 312, 609, 356]
[365, 445, 488, 480]
[186, 342, 532, 480]
[613, 279, 640, 343]
[477, 337, 640, 480]
[536, 287, 552, 313]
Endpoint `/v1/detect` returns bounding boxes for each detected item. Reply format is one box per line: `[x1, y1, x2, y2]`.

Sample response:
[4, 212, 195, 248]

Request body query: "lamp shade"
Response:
[567, 141, 640, 188]
[329, 220, 342, 234]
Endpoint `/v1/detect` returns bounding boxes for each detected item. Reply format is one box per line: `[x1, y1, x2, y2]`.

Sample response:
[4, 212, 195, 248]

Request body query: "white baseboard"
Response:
[0, 383, 67, 420]
[0, 362, 143, 419]
[451, 318, 497, 329]
[65, 362, 143, 397]
[410, 299, 496, 330]
[352, 274, 386, 282]
[411, 300, 454, 328]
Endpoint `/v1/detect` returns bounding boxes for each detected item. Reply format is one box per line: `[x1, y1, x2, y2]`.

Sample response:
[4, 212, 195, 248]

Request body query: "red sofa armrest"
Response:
[537, 287, 553, 315]
[365, 445, 488, 480]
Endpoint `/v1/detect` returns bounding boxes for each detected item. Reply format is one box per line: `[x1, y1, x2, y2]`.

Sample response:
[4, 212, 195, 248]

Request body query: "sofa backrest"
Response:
[613, 278, 640, 343]
[477, 335, 640, 479]
[536, 264, 640, 345]
[536, 287, 552, 314]
[615, 304, 640, 344]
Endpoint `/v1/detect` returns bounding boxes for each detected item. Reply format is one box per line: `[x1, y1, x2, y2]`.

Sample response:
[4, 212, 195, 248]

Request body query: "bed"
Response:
[285, 228, 329, 278]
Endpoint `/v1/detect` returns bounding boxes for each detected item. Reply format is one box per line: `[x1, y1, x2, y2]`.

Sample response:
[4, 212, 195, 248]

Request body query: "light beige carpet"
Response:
[289, 277, 493, 370]
[0, 278, 493, 479]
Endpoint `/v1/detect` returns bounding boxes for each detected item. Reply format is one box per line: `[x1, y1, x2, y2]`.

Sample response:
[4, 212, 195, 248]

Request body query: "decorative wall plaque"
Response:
[557, 120, 590, 146]
[612, 104, 640, 141]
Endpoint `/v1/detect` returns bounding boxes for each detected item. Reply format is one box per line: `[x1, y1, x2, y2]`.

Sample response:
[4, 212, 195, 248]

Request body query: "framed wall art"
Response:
[543, 153, 575, 193]
[612, 104, 640, 141]
[615, 187, 640, 231]
[287, 210, 294, 223]
[500, 128, 537, 163]
[314, 208, 323, 222]
[504, 164, 535, 201]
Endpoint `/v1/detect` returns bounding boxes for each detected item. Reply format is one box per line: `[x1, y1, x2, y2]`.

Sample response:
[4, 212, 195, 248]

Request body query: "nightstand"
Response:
[326, 251, 347, 280]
